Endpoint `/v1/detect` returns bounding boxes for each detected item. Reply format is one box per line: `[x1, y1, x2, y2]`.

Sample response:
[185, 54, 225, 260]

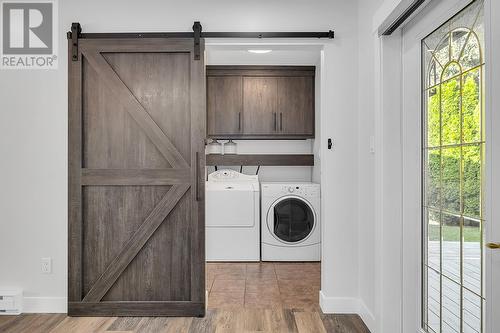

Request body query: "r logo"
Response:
[2, 2, 53, 54]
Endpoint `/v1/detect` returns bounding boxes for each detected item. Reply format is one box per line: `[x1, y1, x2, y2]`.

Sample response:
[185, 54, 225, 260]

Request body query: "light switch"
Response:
[370, 136, 375, 153]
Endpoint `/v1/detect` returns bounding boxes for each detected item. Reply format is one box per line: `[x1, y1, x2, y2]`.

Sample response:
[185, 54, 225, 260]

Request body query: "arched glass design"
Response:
[273, 198, 314, 243]
[422, 1, 485, 332]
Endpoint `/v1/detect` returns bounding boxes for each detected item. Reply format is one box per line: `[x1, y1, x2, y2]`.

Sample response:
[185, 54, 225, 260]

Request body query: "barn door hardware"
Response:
[67, 23, 335, 41]
[193, 21, 202, 60]
[67, 22, 335, 62]
[202, 30, 334, 39]
[69, 23, 82, 61]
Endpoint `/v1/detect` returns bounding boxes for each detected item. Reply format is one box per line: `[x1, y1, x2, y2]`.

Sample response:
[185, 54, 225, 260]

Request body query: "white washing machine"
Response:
[261, 182, 320, 261]
[206, 170, 260, 261]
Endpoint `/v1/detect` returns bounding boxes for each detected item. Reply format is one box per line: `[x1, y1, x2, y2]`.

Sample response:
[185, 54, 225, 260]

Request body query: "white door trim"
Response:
[374, 31, 404, 333]
[484, 0, 500, 332]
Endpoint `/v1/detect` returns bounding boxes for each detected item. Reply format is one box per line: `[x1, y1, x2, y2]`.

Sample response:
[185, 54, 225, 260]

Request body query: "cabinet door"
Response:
[207, 76, 242, 137]
[243, 77, 278, 135]
[277, 77, 314, 136]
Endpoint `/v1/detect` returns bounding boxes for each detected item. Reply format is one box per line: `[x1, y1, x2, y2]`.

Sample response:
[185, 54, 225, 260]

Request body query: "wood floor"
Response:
[0, 263, 370, 333]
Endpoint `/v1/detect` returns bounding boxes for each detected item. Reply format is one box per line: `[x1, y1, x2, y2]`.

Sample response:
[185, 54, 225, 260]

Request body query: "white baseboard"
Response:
[358, 299, 376, 332]
[319, 291, 376, 333]
[319, 291, 360, 313]
[23, 297, 67, 313]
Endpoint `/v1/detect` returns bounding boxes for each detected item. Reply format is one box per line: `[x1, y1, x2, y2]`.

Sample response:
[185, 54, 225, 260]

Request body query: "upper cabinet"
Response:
[243, 77, 278, 135]
[207, 76, 243, 136]
[277, 77, 314, 136]
[206, 66, 315, 139]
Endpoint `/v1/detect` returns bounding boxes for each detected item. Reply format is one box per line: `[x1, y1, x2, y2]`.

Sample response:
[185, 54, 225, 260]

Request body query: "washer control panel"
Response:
[208, 169, 258, 182]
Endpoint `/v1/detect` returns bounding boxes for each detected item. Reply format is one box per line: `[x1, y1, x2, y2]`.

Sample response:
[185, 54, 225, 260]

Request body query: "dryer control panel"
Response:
[261, 183, 320, 198]
[283, 186, 319, 197]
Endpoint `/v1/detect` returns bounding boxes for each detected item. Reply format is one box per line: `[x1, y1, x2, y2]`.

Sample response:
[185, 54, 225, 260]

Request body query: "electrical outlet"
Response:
[41, 257, 52, 274]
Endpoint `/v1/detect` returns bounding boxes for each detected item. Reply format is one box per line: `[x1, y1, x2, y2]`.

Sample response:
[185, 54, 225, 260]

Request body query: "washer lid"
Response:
[206, 169, 259, 192]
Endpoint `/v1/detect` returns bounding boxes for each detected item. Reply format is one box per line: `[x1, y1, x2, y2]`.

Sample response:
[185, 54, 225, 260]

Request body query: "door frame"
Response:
[205, 39, 370, 324]
[205, 39, 336, 313]
[484, 0, 500, 331]
[375, 0, 499, 332]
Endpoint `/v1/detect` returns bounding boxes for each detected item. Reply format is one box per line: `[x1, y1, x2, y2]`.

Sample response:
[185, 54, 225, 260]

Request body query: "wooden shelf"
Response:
[205, 154, 314, 166]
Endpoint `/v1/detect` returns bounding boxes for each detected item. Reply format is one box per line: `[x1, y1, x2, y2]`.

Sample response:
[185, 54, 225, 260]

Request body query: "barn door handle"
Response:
[238, 112, 241, 131]
[280, 112, 283, 131]
[195, 152, 203, 201]
[273, 113, 277, 131]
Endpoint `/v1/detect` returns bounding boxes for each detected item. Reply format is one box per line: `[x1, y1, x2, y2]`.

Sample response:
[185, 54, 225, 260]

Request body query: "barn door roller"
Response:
[69, 23, 81, 61]
[193, 21, 202, 60]
[67, 22, 335, 61]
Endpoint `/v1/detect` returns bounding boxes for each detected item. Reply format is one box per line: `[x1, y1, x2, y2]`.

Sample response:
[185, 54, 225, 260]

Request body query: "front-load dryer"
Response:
[261, 183, 320, 261]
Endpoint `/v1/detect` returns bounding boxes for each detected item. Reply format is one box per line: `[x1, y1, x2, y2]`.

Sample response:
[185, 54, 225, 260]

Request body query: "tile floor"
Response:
[206, 262, 321, 311]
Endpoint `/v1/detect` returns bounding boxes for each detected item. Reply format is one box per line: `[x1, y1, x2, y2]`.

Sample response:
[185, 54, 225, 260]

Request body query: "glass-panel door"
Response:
[422, 1, 485, 332]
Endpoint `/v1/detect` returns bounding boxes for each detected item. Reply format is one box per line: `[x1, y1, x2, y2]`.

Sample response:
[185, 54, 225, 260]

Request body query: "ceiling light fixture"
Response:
[248, 49, 272, 54]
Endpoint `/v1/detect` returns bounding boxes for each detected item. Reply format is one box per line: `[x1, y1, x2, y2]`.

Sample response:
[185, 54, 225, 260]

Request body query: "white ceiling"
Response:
[206, 43, 321, 65]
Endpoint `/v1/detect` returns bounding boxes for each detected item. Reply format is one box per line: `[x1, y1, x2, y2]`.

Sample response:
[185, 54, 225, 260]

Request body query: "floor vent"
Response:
[0, 290, 22, 315]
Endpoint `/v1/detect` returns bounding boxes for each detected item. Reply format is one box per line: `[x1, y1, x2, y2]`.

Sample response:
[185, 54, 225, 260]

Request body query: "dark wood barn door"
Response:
[68, 38, 206, 316]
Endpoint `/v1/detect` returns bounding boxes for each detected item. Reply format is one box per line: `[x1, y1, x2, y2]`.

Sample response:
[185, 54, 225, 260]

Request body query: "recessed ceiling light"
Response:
[248, 49, 272, 54]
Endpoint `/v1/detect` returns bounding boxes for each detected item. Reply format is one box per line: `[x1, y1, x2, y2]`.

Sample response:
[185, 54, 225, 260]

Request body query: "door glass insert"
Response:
[422, 1, 485, 332]
[273, 198, 314, 242]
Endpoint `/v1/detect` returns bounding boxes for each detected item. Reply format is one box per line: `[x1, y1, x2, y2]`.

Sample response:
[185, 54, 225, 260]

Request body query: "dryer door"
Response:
[270, 197, 315, 244]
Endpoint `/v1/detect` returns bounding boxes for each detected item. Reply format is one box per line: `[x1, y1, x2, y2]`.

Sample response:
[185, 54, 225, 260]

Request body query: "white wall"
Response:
[0, 67, 67, 312]
[373, 0, 410, 33]
[356, 0, 384, 328]
[318, 0, 385, 329]
[318, 4, 362, 318]
[206, 46, 321, 66]
[206, 140, 314, 182]
[0, 0, 361, 313]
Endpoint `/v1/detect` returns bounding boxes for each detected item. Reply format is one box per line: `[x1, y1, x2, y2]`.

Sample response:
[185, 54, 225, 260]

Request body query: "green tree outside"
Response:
[426, 67, 482, 242]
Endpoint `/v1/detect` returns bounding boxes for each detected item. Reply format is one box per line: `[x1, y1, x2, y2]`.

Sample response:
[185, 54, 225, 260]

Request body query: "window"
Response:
[422, 1, 485, 332]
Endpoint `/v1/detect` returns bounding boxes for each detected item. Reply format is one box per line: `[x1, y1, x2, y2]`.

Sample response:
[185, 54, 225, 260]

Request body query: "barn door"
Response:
[68, 38, 206, 316]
